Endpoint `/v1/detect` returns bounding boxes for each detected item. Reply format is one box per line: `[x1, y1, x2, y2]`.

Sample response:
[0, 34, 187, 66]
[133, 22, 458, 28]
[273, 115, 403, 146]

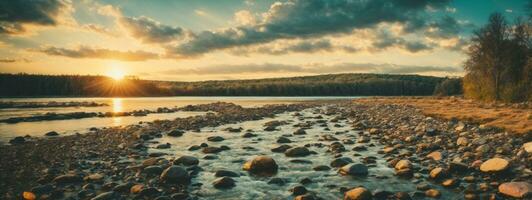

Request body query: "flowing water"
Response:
[0, 97, 359, 141]
[144, 107, 460, 199]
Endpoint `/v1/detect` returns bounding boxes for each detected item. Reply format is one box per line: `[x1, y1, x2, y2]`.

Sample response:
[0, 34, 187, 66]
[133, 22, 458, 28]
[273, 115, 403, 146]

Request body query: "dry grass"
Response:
[354, 97, 532, 134]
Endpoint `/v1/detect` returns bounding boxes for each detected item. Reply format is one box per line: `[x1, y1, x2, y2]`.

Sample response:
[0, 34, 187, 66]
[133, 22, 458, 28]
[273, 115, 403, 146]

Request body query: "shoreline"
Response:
[1, 99, 530, 199]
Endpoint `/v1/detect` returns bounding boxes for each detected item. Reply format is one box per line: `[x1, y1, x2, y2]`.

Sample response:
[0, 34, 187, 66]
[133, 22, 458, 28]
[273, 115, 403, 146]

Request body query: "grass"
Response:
[354, 96, 532, 134]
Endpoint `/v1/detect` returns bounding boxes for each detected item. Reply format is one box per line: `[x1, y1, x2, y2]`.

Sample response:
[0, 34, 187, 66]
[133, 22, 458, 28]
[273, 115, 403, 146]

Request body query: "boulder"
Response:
[272, 145, 292, 153]
[338, 163, 368, 176]
[174, 156, 199, 166]
[243, 156, 278, 176]
[212, 177, 236, 189]
[498, 182, 532, 198]
[394, 160, 412, 170]
[207, 136, 224, 142]
[160, 166, 190, 184]
[277, 137, 292, 143]
[285, 147, 311, 157]
[480, 158, 509, 173]
[167, 130, 184, 137]
[214, 170, 239, 177]
[330, 157, 353, 168]
[344, 187, 372, 200]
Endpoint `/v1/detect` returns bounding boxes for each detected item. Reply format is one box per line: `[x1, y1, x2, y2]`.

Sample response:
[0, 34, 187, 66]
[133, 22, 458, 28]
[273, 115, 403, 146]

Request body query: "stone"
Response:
[202, 147, 223, 154]
[285, 147, 311, 157]
[45, 131, 59, 136]
[498, 182, 532, 198]
[212, 177, 236, 189]
[53, 174, 83, 184]
[167, 130, 184, 137]
[156, 143, 171, 149]
[344, 187, 372, 200]
[214, 170, 239, 177]
[160, 166, 190, 184]
[429, 167, 447, 179]
[174, 156, 199, 166]
[242, 132, 257, 138]
[85, 173, 104, 182]
[338, 163, 368, 176]
[394, 160, 412, 170]
[9, 136, 25, 144]
[290, 185, 308, 196]
[295, 194, 319, 200]
[130, 184, 144, 194]
[313, 165, 331, 171]
[23, 192, 36, 200]
[442, 178, 459, 188]
[330, 157, 353, 168]
[425, 189, 441, 198]
[143, 166, 163, 175]
[456, 137, 469, 146]
[277, 137, 292, 143]
[243, 156, 278, 176]
[207, 136, 224, 142]
[523, 142, 532, 153]
[426, 151, 443, 161]
[272, 145, 292, 153]
[268, 178, 287, 186]
[293, 129, 307, 135]
[480, 158, 509, 173]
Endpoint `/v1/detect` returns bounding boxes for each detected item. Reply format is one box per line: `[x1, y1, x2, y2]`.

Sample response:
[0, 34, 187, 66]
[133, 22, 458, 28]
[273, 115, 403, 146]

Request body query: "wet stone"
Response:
[272, 145, 292, 153]
[174, 155, 199, 166]
[160, 166, 190, 184]
[344, 187, 372, 200]
[207, 136, 225, 142]
[212, 177, 236, 189]
[338, 163, 368, 176]
[215, 170, 239, 177]
[285, 147, 311, 157]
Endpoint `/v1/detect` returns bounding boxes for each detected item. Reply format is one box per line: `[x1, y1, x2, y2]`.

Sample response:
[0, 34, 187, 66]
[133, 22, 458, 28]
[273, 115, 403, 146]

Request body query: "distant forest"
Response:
[0, 73, 461, 97]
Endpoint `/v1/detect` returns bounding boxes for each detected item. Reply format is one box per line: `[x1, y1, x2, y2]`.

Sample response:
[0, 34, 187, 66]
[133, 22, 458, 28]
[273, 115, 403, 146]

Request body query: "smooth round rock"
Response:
[339, 163, 368, 176]
[160, 166, 190, 184]
[212, 177, 236, 189]
[243, 156, 278, 176]
[479, 158, 509, 173]
[285, 147, 311, 157]
[344, 187, 372, 200]
[498, 182, 532, 198]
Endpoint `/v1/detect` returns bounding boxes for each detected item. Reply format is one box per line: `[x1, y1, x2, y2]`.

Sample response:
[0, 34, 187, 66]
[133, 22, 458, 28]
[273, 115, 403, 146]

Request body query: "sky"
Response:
[0, 0, 530, 81]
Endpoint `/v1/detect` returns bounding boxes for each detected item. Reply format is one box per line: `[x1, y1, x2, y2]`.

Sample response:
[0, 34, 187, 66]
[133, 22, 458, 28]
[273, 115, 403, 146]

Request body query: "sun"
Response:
[107, 69, 125, 81]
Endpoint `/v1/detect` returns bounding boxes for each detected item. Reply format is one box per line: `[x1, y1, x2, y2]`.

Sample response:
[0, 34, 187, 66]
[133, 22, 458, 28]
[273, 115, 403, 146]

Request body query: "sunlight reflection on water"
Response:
[112, 98, 123, 113]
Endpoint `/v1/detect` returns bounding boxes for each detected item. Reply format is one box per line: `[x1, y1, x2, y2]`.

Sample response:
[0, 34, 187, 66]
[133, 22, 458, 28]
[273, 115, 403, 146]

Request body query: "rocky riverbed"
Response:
[0, 101, 531, 200]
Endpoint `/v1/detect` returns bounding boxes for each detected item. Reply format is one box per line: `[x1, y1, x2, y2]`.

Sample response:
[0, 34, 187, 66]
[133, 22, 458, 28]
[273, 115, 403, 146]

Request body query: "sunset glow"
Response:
[0, 1, 527, 81]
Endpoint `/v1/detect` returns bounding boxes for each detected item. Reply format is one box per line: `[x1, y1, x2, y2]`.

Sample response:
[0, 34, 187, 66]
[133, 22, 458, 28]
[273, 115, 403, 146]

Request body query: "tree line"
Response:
[0, 73, 459, 97]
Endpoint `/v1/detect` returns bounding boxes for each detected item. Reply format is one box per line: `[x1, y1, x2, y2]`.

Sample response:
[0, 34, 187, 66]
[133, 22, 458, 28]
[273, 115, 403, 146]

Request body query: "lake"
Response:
[0, 96, 360, 141]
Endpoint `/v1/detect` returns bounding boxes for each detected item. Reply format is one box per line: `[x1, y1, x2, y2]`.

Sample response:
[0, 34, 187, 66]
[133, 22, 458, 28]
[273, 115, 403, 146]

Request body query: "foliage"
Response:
[0, 73, 453, 97]
[463, 13, 531, 102]
[433, 78, 462, 96]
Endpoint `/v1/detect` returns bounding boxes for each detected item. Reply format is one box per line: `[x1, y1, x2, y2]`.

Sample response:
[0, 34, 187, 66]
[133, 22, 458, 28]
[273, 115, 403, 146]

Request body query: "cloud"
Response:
[0, 0, 72, 35]
[163, 62, 462, 75]
[165, 0, 453, 56]
[36, 46, 159, 61]
[250, 39, 357, 55]
[371, 30, 434, 53]
[81, 23, 117, 37]
[0, 58, 30, 63]
[118, 16, 186, 44]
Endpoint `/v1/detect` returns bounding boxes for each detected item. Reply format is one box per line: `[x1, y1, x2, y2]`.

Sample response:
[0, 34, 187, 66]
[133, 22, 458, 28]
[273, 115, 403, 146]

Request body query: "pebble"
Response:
[344, 187, 372, 200]
[479, 158, 509, 173]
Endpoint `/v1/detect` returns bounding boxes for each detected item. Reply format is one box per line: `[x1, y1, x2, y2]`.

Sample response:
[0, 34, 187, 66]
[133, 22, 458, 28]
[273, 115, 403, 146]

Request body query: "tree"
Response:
[463, 13, 531, 102]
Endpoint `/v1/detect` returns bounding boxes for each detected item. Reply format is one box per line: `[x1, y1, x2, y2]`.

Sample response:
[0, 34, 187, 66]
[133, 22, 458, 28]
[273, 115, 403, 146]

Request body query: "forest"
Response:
[0, 73, 460, 97]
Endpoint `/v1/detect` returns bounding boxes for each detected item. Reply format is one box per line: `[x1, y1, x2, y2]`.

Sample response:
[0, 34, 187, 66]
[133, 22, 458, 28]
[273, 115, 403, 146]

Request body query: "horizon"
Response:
[0, 0, 530, 81]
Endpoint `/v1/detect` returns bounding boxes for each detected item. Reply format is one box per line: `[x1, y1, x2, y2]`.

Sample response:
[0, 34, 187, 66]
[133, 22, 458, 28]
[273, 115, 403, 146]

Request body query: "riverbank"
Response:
[1, 100, 530, 199]
[354, 97, 532, 134]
